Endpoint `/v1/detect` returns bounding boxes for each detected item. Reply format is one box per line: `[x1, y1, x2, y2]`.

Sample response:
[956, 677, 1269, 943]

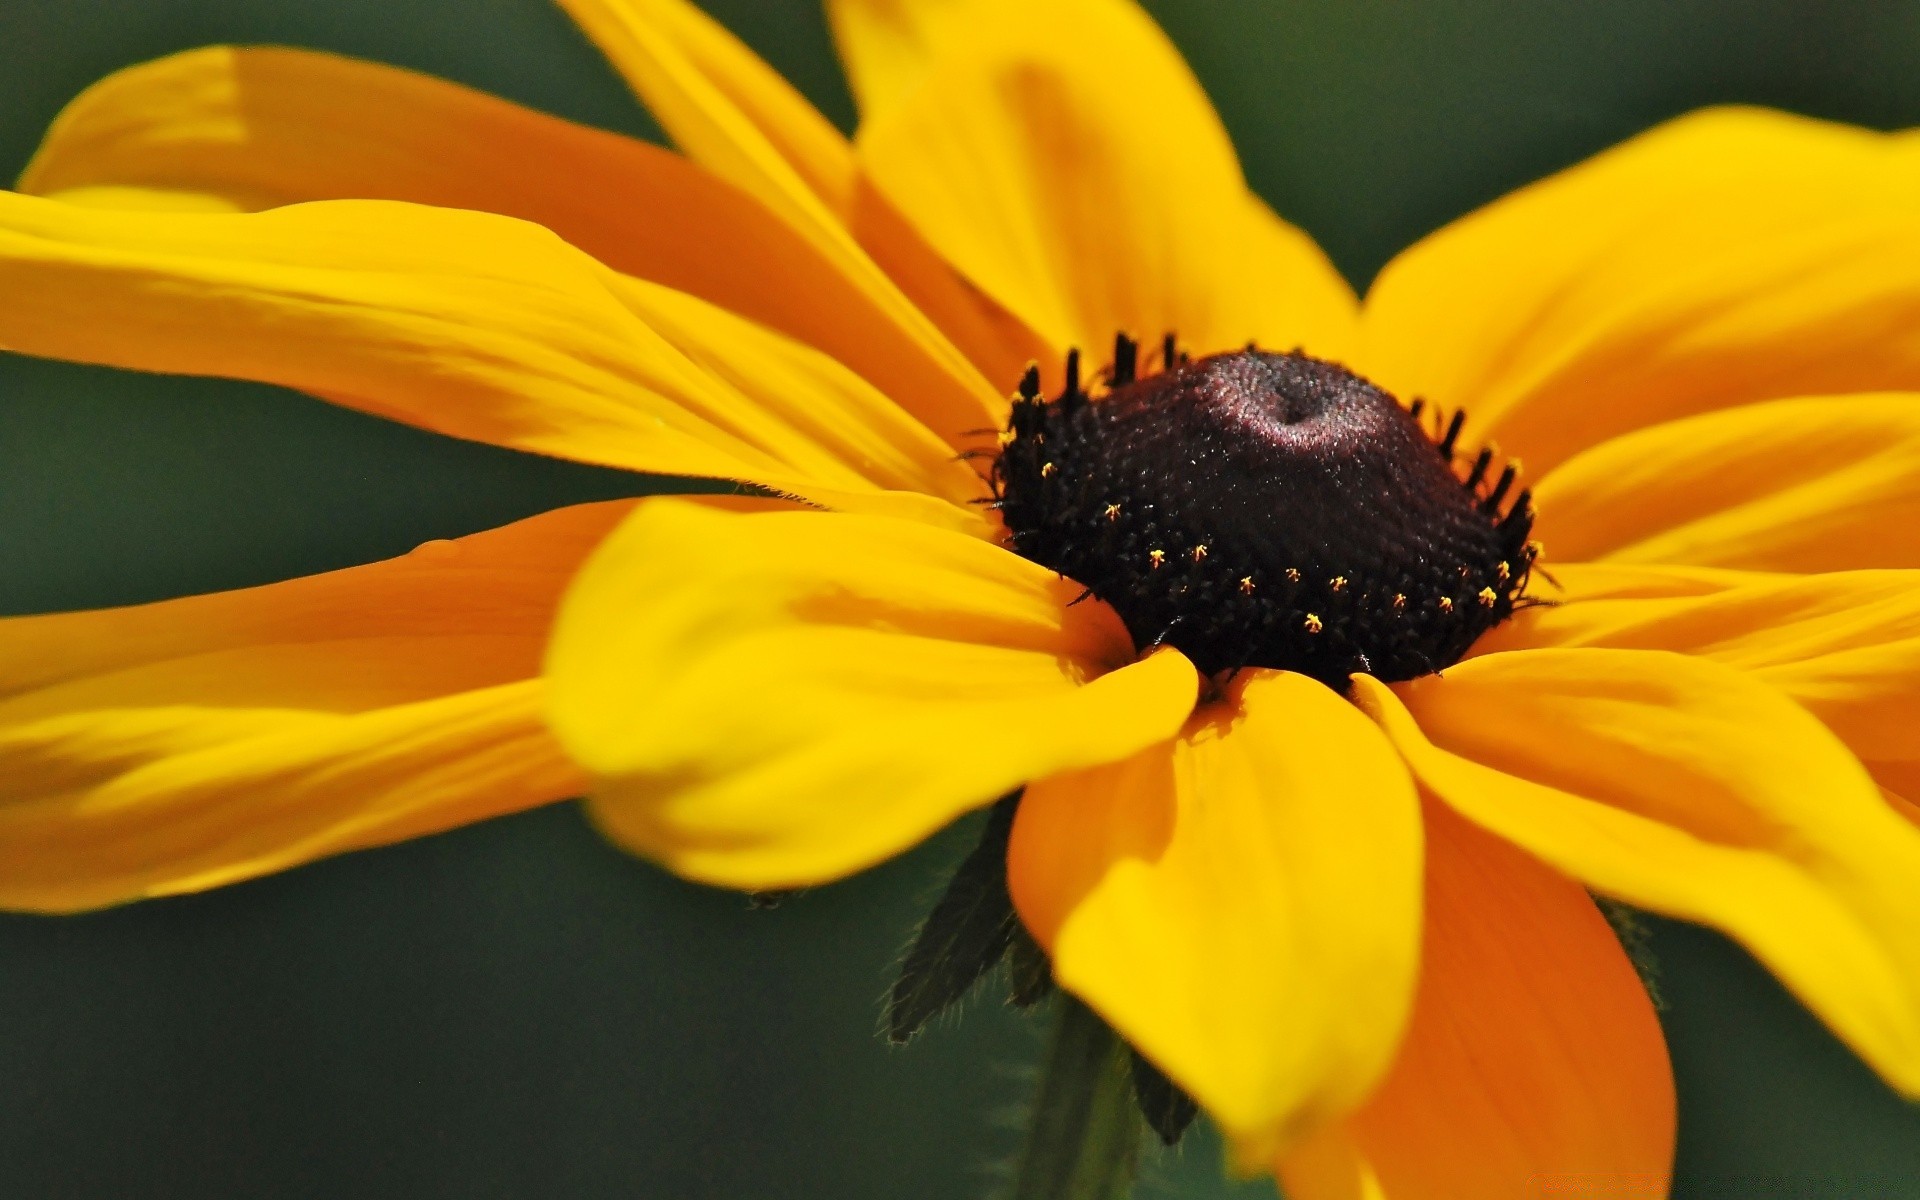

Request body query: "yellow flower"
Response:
[3, 0, 1920, 1193]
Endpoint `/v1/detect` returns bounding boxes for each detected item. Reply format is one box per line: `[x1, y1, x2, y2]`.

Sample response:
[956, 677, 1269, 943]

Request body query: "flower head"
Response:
[4, 0, 1920, 1193]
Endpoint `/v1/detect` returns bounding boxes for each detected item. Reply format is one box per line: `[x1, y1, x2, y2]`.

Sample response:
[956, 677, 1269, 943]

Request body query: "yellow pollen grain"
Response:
[997, 429, 1016, 446]
[1303, 613, 1323, 634]
[1478, 587, 1498, 607]
[1149, 549, 1167, 569]
[1439, 596, 1455, 613]
[1040, 461, 1057, 478]
[1192, 545, 1209, 563]
[1392, 593, 1406, 610]
[1495, 562, 1510, 583]
[1104, 503, 1121, 521]
[1330, 575, 1348, 592]
[1239, 576, 1255, 595]
[1285, 568, 1302, 583]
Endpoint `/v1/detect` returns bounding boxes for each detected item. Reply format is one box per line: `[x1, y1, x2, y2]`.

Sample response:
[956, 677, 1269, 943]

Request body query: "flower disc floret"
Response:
[994, 339, 1537, 684]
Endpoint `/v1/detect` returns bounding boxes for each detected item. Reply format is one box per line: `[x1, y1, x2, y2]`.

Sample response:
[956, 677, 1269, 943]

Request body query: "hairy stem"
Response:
[1012, 995, 1141, 1200]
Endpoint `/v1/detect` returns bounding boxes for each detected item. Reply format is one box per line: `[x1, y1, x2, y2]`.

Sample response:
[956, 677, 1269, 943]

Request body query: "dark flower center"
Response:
[992, 336, 1537, 687]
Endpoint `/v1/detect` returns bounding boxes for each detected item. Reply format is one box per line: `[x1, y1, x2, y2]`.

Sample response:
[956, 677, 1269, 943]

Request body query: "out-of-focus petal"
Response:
[1365, 107, 1920, 476]
[555, 0, 1017, 440]
[827, 0, 976, 116]
[0, 502, 630, 912]
[18, 45, 1034, 442]
[855, 0, 1356, 361]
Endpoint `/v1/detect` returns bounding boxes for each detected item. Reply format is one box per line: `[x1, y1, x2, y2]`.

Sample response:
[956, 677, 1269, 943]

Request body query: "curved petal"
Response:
[1281, 802, 1673, 1200]
[853, 0, 1357, 362]
[604, 274, 987, 511]
[1483, 567, 1920, 773]
[557, 0, 855, 220]
[827, 0, 976, 117]
[1513, 560, 1774, 606]
[1008, 670, 1421, 1166]
[553, 0, 1022, 439]
[823, 0, 1135, 388]
[0, 502, 631, 913]
[545, 498, 1198, 889]
[1353, 651, 1920, 1096]
[19, 45, 1035, 445]
[1363, 107, 1920, 476]
[0, 191, 983, 529]
[1875, 761, 1920, 814]
[1537, 394, 1920, 571]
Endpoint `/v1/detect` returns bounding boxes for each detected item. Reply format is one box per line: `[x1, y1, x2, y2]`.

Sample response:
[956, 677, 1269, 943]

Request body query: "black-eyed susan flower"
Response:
[3, 0, 1919, 1194]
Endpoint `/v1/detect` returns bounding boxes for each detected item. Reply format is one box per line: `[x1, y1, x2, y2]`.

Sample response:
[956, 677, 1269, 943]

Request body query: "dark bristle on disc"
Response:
[886, 345, 1541, 1150]
[994, 347, 1535, 686]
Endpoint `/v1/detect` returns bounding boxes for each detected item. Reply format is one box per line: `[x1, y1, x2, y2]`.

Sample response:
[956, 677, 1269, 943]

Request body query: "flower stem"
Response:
[1012, 995, 1141, 1200]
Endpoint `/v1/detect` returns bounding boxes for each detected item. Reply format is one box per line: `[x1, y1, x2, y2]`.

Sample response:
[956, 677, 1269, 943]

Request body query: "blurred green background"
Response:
[2, 0, 1919, 1195]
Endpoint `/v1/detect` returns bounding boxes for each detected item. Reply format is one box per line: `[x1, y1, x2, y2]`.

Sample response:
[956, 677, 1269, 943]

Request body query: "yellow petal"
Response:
[0, 502, 631, 912]
[847, 177, 1056, 402]
[18, 45, 1028, 445]
[554, 0, 1011, 441]
[827, 0, 975, 116]
[1512, 560, 1774, 608]
[1537, 393, 1920, 571]
[557, 0, 855, 219]
[1484, 566, 1920, 772]
[1353, 651, 1920, 1096]
[853, 0, 1357, 361]
[1281, 802, 1673, 1200]
[1009, 670, 1421, 1165]
[1364, 107, 1920, 477]
[545, 498, 1198, 889]
[0, 190, 979, 529]
[604, 274, 988, 511]
[822, 0, 1096, 387]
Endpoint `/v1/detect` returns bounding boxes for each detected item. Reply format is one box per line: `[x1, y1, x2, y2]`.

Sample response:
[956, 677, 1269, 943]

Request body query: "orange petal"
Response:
[1364, 107, 1920, 476]
[546, 498, 1198, 890]
[20, 45, 1034, 444]
[1537, 394, 1920, 571]
[1280, 801, 1674, 1200]
[0, 502, 634, 912]
[1353, 651, 1920, 1097]
[854, 0, 1357, 361]
[0, 191, 980, 529]
[1873, 761, 1920, 824]
[1009, 670, 1421, 1166]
